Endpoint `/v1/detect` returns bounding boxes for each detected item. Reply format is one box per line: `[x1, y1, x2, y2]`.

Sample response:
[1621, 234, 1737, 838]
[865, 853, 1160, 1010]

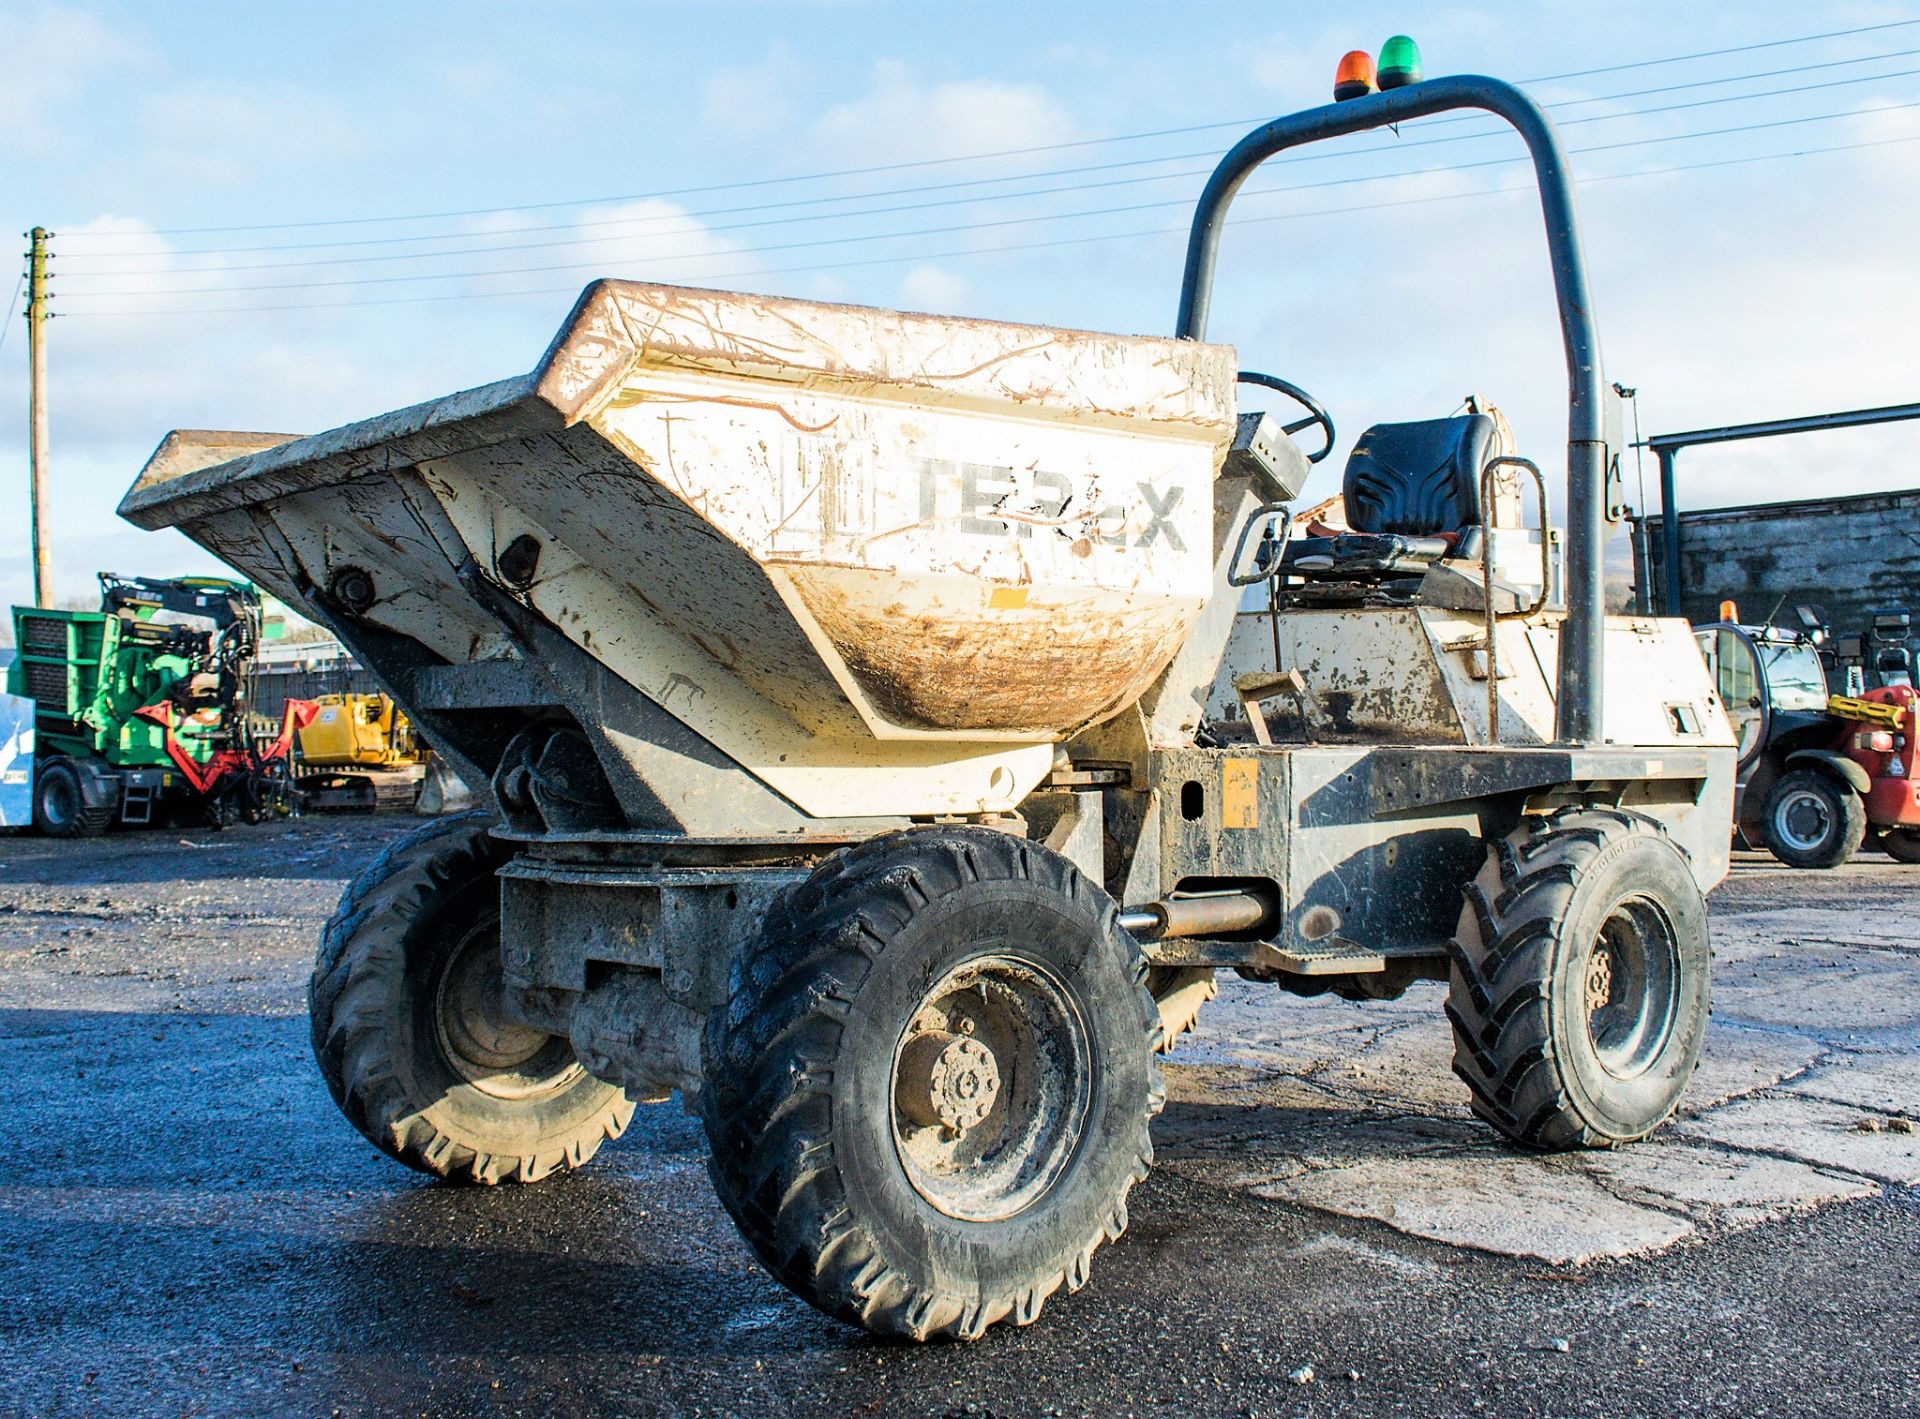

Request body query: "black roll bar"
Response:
[1175, 75, 1608, 745]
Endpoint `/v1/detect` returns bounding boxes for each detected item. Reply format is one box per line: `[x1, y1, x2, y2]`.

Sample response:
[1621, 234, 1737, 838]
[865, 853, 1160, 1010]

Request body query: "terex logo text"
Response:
[913, 458, 1185, 550]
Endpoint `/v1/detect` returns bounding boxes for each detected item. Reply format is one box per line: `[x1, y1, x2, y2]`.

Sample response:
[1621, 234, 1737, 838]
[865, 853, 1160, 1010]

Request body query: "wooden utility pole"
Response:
[26, 226, 53, 608]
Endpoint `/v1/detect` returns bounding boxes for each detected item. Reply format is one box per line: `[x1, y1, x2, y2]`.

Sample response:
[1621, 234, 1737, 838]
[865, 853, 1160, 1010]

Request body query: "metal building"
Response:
[1632, 485, 1920, 639]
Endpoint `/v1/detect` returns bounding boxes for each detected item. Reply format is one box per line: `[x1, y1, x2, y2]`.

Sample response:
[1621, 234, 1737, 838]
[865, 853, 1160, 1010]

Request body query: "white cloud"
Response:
[1240, 23, 1358, 110]
[432, 57, 515, 98]
[896, 263, 971, 314]
[132, 80, 369, 188]
[700, 44, 815, 140]
[806, 59, 1080, 168]
[532, 199, 761, 292]
[0, 4, 153, 154]
[800, 272, 852, 303]
[42, 215, 197, 299]
[0, 214, 490, 609]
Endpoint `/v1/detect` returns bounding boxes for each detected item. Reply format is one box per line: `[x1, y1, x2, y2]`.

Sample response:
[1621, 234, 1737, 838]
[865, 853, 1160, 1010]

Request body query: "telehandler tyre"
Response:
[1881, 828, 1920, 864]
[1447, 808, 1710, 1151]
[310, 812, 633, 1184]
[701, 826, 1163, 1341]
[1760, 767, 1865, 869]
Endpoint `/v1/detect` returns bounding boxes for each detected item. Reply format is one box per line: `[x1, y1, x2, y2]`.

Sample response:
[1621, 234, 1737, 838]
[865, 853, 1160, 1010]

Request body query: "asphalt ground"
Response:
[1, 818, 1915, 1419]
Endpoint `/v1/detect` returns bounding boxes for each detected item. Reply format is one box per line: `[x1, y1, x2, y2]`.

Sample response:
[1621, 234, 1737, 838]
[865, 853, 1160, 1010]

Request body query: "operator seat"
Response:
[1284, 413, 1495, 580]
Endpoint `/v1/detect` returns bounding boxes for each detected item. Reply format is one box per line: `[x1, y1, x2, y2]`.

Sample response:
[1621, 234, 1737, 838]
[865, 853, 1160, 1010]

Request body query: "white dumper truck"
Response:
[120, 70, 1735, 1341]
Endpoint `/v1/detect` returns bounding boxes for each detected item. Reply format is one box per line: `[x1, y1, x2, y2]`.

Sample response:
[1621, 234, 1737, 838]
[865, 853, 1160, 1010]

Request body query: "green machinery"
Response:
[6, 573, 286, 835]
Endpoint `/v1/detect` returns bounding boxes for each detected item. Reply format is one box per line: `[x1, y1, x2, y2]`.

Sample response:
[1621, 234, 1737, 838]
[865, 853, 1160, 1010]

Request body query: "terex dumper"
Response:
[119, 69, 1736, 1340]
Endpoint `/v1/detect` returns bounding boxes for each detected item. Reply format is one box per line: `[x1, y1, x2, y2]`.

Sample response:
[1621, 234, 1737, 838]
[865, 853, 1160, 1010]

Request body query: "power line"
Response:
[51, 16, 1920, 242]
[58, 130, 1920, 319]
[60, 98, 1920, 300]
[62, 56, 1920, 279]
[1523, 15, 1917, 82]
[0, 269, 24, 353]
[60, 42, 1920, 265]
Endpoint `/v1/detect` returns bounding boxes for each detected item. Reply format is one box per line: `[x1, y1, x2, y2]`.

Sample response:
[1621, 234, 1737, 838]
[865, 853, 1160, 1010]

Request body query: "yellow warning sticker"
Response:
[988, 586, 1029, 610]
[1221, 758, 1258, 829]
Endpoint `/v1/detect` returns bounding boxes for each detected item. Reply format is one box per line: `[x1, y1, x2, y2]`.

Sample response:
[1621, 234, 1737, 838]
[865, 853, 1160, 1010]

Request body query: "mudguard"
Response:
[1784, 747, 1870, 796]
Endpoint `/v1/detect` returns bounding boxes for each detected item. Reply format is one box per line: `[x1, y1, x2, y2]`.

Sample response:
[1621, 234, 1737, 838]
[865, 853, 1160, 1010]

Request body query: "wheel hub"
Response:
[42, 776, 76, 828]
[896, 1029, 1002, 1134]
[1585, 942, 1616, 1015]
[888, 956, 1093, 1223]
[1583, 898, 1683, 1080]
[1777, 788, 1833, 851]
[434, 931, 557, 1098]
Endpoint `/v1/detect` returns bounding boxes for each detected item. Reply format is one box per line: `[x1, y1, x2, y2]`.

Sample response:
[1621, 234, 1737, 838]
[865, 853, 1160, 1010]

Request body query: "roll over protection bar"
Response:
[1174, 75, 1608, 745]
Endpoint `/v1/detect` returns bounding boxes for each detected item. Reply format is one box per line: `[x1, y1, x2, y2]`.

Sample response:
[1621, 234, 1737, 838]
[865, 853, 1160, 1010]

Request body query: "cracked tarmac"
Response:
[1154, 852, 1920, 1265]
[1, 821, 1916, 1417]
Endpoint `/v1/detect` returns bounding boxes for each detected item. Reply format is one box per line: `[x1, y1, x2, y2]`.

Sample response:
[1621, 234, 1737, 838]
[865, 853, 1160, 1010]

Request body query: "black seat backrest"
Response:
[1342, 414, 1494, 536]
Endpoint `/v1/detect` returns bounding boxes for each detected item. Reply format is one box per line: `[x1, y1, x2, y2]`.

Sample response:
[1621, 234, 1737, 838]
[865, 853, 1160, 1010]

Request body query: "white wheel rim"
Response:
[1774, 787, 1835, 853]
[889, 954, 1092, 1223]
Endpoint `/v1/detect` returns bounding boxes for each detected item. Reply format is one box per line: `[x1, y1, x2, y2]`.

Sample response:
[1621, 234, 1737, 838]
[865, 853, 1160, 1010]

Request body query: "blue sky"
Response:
[4, 0, 1919, 609]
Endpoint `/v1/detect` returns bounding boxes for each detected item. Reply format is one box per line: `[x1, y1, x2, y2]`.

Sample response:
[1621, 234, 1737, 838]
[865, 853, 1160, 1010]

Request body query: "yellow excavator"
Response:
[293, 692, 428, 812]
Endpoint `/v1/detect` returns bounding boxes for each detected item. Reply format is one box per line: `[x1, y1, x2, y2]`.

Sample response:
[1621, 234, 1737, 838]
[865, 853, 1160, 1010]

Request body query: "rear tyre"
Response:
[701, 826, 1162, 1341]
[1147, 966, 1217, 1053]
[1873, 833, 1920, 864]
[1447, 808, 1710, 1151]
[1760, 768, 1865, 869]
[33, 760, 113, 838]
[1883, 828, 1920, 864]
[310, 812, 633, 1184]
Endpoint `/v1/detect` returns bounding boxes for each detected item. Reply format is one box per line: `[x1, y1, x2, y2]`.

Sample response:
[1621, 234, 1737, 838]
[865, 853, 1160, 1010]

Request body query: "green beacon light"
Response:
[1377, 34, 1423, 90]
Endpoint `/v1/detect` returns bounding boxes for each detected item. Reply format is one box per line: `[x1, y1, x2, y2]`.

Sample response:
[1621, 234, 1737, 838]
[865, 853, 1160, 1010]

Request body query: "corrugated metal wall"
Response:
[1634, 487, 1920, 642]
[248, 663, 383, 719]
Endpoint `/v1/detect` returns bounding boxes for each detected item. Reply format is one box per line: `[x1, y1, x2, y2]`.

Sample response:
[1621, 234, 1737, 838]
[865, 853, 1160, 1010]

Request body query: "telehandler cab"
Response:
[1698, 613, 1920, 866]
[120, 55, 1735, 1340]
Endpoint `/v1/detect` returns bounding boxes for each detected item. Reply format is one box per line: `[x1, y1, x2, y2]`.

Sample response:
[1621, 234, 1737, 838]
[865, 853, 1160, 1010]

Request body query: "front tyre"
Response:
[1447, 808, 1710, 1150]
[701, 827, 1162, 1341]
[309, 812, 633, 1184]
[1760, 767, 1865, 869]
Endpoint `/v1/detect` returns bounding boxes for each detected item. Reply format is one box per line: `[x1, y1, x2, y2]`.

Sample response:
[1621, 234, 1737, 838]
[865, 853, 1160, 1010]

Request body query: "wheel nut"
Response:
[896, 1031, 1001, 1133]
[1586, 945, 1615, 1013]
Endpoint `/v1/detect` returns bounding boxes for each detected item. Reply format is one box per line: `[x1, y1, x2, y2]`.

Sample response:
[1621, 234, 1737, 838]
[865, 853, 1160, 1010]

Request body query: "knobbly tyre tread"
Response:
[701, 826, 1164, 1342]
[309, 811, 633, 1185]
[51, 803, 114, 839]
[1445, 807, 1706, 1152]
[1146, 966, 1217, 1053]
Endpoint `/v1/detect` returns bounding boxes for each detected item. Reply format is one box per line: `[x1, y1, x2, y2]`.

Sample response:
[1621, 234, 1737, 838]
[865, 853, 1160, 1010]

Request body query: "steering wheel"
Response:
[1237, 370, 1335, 464]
